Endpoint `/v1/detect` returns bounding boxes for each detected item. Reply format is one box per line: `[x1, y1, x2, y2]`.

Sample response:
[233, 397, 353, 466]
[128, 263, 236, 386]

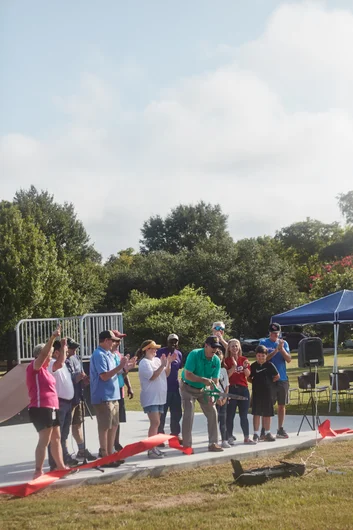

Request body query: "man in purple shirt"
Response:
[156, 334, 183, 441]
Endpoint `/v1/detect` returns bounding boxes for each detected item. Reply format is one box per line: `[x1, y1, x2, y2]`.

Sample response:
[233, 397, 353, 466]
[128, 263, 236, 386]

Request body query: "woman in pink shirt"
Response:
[26, 326, 69, 479]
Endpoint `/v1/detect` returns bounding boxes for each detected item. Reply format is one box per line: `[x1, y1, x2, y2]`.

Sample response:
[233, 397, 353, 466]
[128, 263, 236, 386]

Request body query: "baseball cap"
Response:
[205, 336, 221, 349]
[67, 337, 80, 349]
[99, 330, 121, 341]
[112, 329, 127, 339]
[167, 333, 179, 341]
[269, 323, 281, 333]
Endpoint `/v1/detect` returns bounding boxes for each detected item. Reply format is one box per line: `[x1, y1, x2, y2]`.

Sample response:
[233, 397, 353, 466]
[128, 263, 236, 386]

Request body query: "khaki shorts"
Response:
[94, 401, 119, 430]
[72, 402, 84, 425]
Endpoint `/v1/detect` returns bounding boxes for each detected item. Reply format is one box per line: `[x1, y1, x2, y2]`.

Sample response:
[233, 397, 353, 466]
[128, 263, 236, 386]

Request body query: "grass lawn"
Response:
[125, 350, 353, 416]
[1, 439, 353, 529]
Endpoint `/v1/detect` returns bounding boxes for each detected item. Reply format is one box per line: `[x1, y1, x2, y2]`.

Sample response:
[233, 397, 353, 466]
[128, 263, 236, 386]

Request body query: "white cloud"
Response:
[1, 1, 353, 257]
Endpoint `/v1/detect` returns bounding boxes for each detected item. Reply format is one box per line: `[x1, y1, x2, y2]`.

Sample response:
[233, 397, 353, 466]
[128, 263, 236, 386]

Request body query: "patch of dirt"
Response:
[90, 492, 209, 514]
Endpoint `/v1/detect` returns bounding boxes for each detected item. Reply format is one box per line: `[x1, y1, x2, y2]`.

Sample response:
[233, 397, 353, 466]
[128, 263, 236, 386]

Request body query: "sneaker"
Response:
[264, 433, 276, 442]
[253, 434, 259, 444]
[277, 428, 289, 439]
[228, 436, 236, 446]
[260, 428, 266, 441]
[148, 448, 164, 459]
[221, 440, 231, 448]
[65, 455, 79, 467]
[76, 449, 97, 461]
[244, 438, 257, 445]
[208, 443, 224, 452]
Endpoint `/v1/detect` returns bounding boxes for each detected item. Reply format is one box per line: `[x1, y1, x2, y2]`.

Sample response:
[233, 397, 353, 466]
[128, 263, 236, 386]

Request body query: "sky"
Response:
[1, 0, 353, 258]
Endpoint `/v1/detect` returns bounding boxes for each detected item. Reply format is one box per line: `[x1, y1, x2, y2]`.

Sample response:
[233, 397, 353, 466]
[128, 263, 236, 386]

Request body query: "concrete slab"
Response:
[1, 412, 353, 490]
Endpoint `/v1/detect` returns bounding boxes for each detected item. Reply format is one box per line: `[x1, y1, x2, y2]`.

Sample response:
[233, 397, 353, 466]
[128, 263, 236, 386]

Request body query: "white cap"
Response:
[212, 321, 225, 329]
[167, 333, 179, 341]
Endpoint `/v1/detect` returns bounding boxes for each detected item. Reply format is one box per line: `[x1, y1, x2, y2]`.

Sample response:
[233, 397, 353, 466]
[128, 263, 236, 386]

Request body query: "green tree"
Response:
[310, 256, 353, 298]
[14, 186, 100, 262]
[101, 250, 184, 311]
[320, 228, 353, 260]
[124, 286, 232, 353]
[140, 202, 230, 254]
[226, 238, 302, 337]
[13, 186, 106, 313]
[337, 191, 353, 225]
[0, 202, 71, 338]
[275, 218, 343, 265]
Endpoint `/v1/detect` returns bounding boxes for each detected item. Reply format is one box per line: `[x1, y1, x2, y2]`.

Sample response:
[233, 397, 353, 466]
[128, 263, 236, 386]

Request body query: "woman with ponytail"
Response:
[137, 340, 178, 459]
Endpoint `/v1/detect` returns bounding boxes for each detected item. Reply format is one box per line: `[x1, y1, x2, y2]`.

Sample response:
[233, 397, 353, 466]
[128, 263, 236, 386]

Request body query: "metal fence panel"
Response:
[16, 313, 124, 363]
[80, 313, 124, 359]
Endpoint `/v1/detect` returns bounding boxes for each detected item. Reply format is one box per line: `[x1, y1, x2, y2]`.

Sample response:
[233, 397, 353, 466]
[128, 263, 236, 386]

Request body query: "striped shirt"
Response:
[26, 360, 59, 409]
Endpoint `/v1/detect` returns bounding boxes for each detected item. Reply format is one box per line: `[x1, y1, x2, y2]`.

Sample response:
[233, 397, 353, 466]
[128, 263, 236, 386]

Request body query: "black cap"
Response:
[67, 337, 80, 349]
[99, 330, 119, 341]
[269, 322, 281, 332]
[205, 335, 221, 348]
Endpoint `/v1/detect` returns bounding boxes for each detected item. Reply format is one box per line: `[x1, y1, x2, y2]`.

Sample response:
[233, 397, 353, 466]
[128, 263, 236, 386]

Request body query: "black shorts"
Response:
[118, 397, 126, 423]
[251, 388, 274, 417]
[28, 407, 60, 432]
[272, 380, 289, 406]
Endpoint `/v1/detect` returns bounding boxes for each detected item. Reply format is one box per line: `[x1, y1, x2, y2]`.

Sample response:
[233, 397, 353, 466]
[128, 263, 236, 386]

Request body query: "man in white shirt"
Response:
[47, 339, 78, 470]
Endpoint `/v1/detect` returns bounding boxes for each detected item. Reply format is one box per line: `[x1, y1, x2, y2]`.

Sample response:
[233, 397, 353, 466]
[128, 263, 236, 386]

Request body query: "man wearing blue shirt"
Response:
[90, 330, 128, 464]
[259, 323, 291, 439]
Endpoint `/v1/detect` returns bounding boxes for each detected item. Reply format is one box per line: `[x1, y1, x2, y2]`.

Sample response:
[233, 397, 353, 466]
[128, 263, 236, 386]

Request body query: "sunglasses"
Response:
[214, 326, 225, 331]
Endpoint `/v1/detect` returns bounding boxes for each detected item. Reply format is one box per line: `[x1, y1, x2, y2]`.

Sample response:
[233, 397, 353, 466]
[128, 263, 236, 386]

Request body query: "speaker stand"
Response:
[297, 365, 321, 436]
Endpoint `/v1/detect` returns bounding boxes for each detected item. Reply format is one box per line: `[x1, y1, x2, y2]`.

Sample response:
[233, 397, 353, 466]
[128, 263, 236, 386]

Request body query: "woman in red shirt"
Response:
[224, 339, 255, 445]
[26, 326, 69, 479]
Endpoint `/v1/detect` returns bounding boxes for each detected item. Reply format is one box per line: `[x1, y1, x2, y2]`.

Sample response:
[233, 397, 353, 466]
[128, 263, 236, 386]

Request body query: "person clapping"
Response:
[137, 340, 178, 459]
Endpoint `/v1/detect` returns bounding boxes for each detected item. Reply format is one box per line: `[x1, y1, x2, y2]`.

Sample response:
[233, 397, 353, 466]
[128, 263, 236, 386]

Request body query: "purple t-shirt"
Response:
[156, 347, 183, 392]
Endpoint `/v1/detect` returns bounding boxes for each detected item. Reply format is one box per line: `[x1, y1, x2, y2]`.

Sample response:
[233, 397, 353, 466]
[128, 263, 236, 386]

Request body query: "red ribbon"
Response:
[318, 419, 353, 438]
[0, 434, 191, 498]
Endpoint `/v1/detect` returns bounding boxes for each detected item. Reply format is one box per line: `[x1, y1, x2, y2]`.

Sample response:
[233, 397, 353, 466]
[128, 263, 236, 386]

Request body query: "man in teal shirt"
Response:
[180, 336, 223, 453]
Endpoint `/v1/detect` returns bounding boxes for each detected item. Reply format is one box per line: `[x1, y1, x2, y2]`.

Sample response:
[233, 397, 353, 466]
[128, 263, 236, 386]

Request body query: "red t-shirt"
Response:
[225, 356, 249, 387]
[26, 360, 59, 409]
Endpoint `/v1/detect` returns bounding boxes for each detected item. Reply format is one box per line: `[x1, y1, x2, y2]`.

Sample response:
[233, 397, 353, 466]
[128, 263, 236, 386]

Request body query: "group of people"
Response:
[135, 321, 291, 458]
[26, 327, 135, 478]
[26, 320, 291, 476]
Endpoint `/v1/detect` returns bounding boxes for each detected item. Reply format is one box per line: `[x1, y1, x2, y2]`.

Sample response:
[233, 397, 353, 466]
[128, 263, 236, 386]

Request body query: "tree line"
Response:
[1, 186, 353, 359]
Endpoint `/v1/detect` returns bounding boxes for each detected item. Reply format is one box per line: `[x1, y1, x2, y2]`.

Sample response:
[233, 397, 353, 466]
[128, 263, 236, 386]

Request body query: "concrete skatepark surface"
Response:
[1, 412, 352, 490]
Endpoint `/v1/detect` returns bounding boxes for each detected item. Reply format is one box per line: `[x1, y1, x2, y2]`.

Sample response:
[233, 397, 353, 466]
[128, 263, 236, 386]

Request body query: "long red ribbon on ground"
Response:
[0, 434, 192, 498]
[318, 419, 353, 438]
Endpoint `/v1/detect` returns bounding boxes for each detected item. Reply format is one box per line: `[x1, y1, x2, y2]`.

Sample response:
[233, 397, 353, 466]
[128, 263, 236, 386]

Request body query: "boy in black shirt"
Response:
[248, 345, 279, 443]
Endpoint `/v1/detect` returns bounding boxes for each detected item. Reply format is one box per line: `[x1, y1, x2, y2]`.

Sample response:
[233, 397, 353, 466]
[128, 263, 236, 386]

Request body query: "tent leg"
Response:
[333, 323, 340, 414]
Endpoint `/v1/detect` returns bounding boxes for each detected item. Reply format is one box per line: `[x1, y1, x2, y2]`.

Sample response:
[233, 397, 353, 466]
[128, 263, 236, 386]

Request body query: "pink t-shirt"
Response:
[26, 360, 59, 409]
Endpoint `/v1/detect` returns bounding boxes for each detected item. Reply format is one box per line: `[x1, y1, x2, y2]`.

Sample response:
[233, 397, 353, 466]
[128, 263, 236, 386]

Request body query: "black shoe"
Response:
[76, 449, 97, 461]
[277, 428, 289, 439]
[253, 434, 259, 444]
[264, 433, 276, 442]
[66, 455, 79, 467]
[114, 443, 124, 452]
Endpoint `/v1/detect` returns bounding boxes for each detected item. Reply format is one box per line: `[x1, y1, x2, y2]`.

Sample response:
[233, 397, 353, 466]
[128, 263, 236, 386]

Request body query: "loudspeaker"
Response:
[298, 337, 324, 368]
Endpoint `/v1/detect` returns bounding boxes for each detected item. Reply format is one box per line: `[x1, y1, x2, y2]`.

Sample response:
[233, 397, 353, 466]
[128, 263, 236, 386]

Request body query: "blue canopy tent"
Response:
[271, 290, 353, 412]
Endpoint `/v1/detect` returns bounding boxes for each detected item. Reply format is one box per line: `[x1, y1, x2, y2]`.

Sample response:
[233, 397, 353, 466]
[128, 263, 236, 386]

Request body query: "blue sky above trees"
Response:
[1, 0, 353, 257]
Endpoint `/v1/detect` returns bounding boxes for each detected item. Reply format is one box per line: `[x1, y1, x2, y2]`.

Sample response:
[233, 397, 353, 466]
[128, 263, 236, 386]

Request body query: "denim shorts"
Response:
[143, 404, 165, 414]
